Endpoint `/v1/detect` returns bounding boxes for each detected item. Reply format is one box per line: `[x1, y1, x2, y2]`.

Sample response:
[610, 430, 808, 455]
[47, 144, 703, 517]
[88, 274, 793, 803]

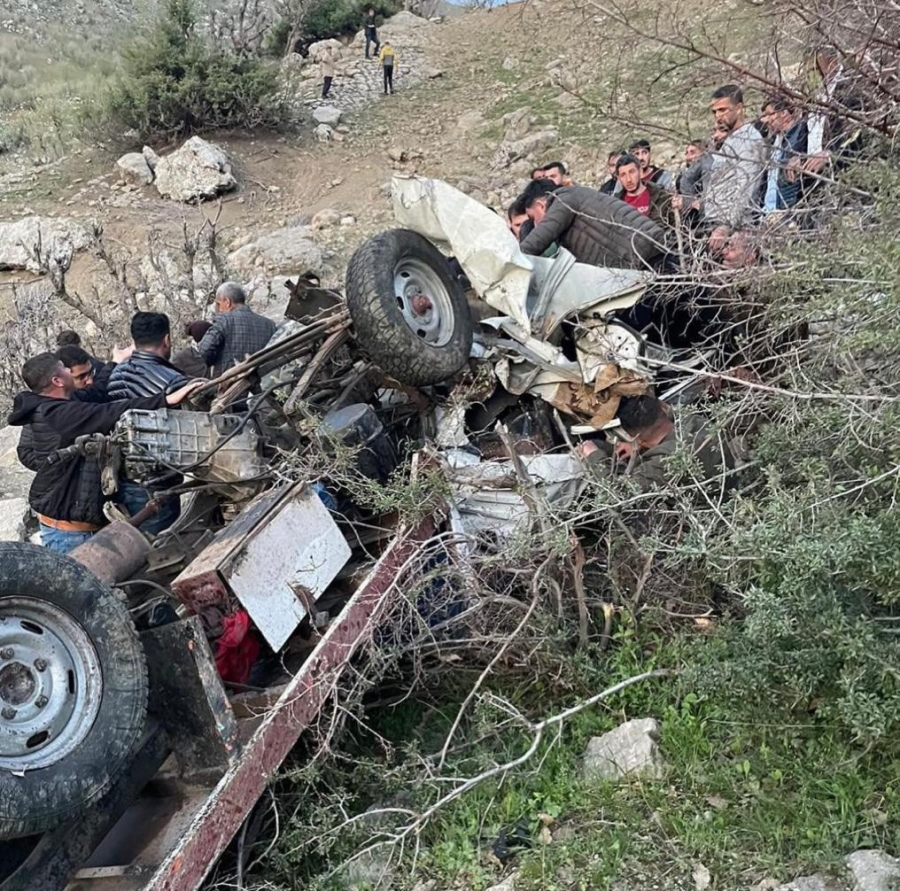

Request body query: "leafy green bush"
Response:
[679, 158, 900, 744]
[105, 0, 282, 142]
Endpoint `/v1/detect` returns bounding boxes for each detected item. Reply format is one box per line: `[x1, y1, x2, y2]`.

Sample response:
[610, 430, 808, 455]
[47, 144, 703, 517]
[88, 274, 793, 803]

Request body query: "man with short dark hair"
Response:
[56, 345, 115, 403]
[760, 95, 807, 215]
[507, 197, 529, 241]
[8, 353, 200, 553]
[108, 312, 192, 533]
[364, 6, 380, 59]
[616, 154, 675, 229]
[577, 395, 736, 493]
[55, 330, 82, 348]
[541, 161, 573, 187]
[517, 179, 668, 269]
[197, 282, 277, 376]
[108, 312, 188, 400]
[628, 139, 674, 190]
[599, 150, 625, 195]
[704, 85, 768, 250]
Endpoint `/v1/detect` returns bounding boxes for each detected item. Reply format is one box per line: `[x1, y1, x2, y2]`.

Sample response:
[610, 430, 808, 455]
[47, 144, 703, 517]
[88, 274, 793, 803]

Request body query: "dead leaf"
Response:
[537, 812, 555, 826]
[538, 825, 552, 845]
[705, 794, 728, 810]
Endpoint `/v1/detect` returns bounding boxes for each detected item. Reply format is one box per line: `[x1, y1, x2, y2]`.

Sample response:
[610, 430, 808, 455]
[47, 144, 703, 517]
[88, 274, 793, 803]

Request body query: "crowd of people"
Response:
[508, 52, 858, 271]
[8, 283, 275, 555]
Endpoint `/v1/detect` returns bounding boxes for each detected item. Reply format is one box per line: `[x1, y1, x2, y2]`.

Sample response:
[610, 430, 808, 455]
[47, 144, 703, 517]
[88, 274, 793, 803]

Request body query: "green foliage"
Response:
[104, 0, 283, 141]
[268, 0, 401, 55]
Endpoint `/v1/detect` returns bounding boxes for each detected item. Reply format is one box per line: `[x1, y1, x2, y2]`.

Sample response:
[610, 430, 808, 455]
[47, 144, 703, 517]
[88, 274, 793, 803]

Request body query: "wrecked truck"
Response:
[0, 176, 698, 890]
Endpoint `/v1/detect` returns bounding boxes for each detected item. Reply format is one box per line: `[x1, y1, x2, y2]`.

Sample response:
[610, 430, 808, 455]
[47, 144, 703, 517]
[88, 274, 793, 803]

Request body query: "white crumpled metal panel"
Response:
[223, 486, 351, 651]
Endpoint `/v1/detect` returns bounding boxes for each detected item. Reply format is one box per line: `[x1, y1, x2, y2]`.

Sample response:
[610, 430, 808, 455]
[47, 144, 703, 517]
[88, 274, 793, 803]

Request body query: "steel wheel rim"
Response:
[0, 596, 103, 770]
[393, 258, 456, 347]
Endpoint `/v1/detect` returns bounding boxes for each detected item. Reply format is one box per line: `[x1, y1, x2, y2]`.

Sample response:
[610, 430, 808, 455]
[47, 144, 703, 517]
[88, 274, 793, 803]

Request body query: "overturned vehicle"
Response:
[0, 177, 709, 890]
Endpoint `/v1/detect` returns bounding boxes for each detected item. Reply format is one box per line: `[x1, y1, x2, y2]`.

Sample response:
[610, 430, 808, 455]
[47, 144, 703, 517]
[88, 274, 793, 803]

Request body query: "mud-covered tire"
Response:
[0, 543, 147, 839]
[345, 229, 473, 387]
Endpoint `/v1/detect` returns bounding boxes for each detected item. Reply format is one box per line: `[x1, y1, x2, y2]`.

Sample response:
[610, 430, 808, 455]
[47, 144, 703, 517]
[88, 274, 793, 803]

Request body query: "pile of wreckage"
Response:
[0, 176, 707, 888]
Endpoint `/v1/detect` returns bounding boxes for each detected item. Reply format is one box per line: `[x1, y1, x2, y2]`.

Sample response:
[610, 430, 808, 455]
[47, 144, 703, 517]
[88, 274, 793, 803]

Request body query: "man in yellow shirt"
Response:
[379, 42, 398, 95]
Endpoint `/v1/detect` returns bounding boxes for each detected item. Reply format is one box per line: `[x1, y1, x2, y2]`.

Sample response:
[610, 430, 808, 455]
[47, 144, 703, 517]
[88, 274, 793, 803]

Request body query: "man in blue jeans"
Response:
[8, 353, 202, 554]
[108, 311, 191, 534]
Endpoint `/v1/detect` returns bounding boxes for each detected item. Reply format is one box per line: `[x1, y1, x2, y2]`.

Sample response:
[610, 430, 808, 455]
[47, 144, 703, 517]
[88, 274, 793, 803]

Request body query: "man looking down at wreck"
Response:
[8, 353, 204, 554]
[577, 395, 736, 493]
[517, 178, 669, 270]
[198, 282, 276, 377]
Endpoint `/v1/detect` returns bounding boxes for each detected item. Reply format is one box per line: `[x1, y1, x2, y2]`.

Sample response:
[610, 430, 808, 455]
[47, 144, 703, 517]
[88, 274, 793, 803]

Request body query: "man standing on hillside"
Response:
[379, 41, 398, 94]
[615, 154, 674, 228]
[599, 150, 625, 195]
[629, 139, 675, 190]
[704, 84, 768, 252]
[364, 7, 380, 59]
[197, 282, 276, 377]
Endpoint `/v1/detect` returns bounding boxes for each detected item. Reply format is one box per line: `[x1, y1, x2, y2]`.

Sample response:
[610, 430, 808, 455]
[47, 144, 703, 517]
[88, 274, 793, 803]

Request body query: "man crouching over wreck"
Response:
[577, 395, 737, 494]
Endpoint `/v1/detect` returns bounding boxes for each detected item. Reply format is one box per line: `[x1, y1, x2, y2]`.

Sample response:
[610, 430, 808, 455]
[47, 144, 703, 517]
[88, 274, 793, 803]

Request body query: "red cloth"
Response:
[623, 189, 651, 216]
[214, 610, 261, 685]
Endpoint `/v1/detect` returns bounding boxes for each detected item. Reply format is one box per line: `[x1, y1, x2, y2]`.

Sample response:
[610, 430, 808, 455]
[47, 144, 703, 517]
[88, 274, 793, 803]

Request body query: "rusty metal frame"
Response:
[135, 514, 436, 891]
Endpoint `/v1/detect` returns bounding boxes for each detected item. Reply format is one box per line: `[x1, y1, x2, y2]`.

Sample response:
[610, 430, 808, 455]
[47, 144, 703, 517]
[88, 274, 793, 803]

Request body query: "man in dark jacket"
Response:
[108, 312, 191, 533]
[171, 320, 212, 379]
[197, 282, 276, 377]
[517, 179, 668, 270]
[759, 95, 808, 215]
[57, 345, 115, 403]
[9, 353, 201, 554]
[363, 6, 380, 59]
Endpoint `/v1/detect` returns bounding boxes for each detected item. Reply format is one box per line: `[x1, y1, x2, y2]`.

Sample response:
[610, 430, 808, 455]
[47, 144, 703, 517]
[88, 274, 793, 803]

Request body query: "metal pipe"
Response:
[69, 522, 151, 585]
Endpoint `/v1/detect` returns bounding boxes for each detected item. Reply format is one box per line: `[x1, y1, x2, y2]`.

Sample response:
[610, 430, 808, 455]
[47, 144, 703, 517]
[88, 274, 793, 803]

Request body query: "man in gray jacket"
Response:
[517, 179, 668, 270]
[704, 84, 768, 252]
[198, 282, 276, 377]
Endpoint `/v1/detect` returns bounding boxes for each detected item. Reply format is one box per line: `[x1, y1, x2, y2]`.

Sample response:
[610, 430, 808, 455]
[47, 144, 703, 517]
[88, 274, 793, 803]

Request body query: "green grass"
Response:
[257, 632, 900, 890]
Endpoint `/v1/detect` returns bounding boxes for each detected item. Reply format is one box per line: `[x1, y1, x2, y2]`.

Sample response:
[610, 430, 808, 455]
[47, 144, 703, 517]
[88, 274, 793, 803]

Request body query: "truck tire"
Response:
[0, 543, 147, 839]
[346, 229, 473, 387]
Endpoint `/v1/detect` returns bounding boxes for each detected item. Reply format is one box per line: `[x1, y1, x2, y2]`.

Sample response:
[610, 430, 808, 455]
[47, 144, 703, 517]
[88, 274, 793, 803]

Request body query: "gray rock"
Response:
[0, 216, 92, 273]
[772, 877, 844, 891]
[227, 226, 324, 277]
[846, 850, 900, 891]
[486, 872, 520, 891]
[154, 137, 236, 203]
[311, 208, 342, 230]
[582, 718, 664, 782]
[142, 145, 160, 171]
[425, 67, 443, 78]
[315, 123, 333, 143]
[502, 56, 519, 71]
[456, 110, 485, 135]
[116, 152, 153, 187]
[387, 147, 407, 162]
[313, 104, 343, 126]
[0, 497, 28, 542]
[501, 107, 532, 141]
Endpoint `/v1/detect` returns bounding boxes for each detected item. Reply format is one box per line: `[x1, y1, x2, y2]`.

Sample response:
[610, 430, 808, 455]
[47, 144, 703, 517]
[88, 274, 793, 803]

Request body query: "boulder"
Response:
[387, 147, 408, 163]
[456, 110, 486, 135]
[425, 67, 444, 78]
[492, 129, 559, 169]
[0, 427, 21, 469]
[0, 216, 92, 273]
[501, 107, 533, 141]
[315, 124, 333, 143]
[116, 152, 154, 187]
[582, 718, 664, 782]
[308, 37, 344, 61]
[154, 137, 236, 203]
[313, 105, 343, 127]
[142, 145, 160, 171]
[311, 208, 342, 230]
[0, 497, 28, 542]
[227, 226, 324, 277]
[846, 851, 900, 891]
